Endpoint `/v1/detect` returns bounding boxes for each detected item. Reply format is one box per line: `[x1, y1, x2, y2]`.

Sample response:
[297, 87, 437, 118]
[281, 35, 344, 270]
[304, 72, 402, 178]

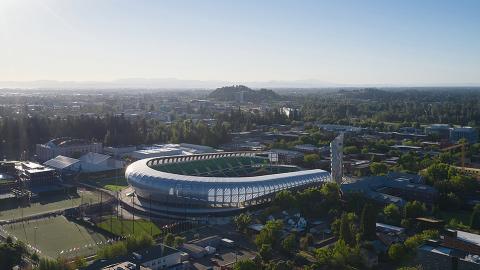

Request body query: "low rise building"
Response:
[85, 244, 185, 270]
[270, 149, 304, 164]
[450, 126, 478, 144]
[43, 155, 81, 173]
[36, 137, 102, 162]
[342, 172, 437, 206]
[44, 152, 124, 174]
[18, 161, 57, 186]
[417, 229, 480, 270]
[104, 146, 138, 158]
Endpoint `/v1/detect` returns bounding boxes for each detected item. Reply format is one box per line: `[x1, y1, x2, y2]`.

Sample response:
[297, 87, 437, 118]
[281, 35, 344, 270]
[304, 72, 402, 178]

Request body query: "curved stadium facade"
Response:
[125, 152, 331, 217]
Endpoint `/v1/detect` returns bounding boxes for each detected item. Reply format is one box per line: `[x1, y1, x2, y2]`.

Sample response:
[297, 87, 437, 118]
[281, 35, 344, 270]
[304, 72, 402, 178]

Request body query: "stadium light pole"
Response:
[149, 195, 152, 237]
[131, 193, 135, 236]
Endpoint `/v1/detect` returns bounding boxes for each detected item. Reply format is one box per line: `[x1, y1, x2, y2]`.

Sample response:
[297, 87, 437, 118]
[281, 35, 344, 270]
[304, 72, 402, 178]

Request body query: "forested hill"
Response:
[208, 85, 281, 102]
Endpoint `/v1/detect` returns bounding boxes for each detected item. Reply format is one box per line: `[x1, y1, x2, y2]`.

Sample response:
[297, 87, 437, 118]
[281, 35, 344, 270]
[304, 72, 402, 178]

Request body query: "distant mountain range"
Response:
[0, 78, 478, 90]
[0, 78, 341, 90]
[208, 85, 281, 102]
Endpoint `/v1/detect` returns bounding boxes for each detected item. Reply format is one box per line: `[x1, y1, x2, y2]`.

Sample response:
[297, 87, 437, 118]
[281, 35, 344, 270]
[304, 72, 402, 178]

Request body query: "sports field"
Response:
[97, 216, 162, 238]
[2, 216, 107, 258]
[84, 177, 128, 192]
[0, 189, 101, 221]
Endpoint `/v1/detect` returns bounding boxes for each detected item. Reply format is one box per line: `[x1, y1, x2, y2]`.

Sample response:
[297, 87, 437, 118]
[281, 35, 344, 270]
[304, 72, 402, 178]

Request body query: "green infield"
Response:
[84, 177, 129, 192]
[2, 216, 108, 259]
[97, 216, 162, 238]
[0, 189, 101, 221]
[103, 184, 126, 192]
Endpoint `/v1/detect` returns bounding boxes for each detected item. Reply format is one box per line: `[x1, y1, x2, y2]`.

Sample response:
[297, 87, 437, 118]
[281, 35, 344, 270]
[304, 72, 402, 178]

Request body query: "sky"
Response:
[0, 0, 479, 86]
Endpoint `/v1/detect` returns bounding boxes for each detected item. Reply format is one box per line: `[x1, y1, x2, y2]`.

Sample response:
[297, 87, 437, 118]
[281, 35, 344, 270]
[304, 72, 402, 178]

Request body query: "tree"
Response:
[281, 234, 297, 255]
[38, 258, 71, 270]
[265, 260, 294, 270]
[0, 239, 26, 270]
[259, 244, 273, 261]
[274, 190, 295, 210]
[370, 162, 388, 175]
[384, 203, 401, 225]
[304, 153, 320, 167]
[300, 233, 314, 250]
[73, 256, 87, 268]
[397, 266, 423, 270]
[404, 230, 439, 251]
[404, 201, 426, 219]
[173, 236, 186, 248]
[31, 253, 40, 264]
[233, 213, 252, 232]
[388, 243, 407, 262]
[339, 213, 355, 245]
[255, 220, 284, 248]
[470, 204, 480, 230]
[312, 240, 362, 269]
[423, 163, 450, 184]
[344, 146, 360, 155]
[360, 204, 377, 240]
[234, 259, 257, 270]
[163, 233, 175, 247]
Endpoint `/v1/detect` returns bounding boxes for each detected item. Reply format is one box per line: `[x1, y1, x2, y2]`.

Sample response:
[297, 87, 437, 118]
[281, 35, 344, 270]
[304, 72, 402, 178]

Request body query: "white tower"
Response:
[330, 133, 344, 185]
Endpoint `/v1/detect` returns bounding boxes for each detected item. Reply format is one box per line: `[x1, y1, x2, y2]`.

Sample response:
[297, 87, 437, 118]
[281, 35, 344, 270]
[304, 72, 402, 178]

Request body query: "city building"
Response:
[43, 155, 81, 174]
[269, 149, 304, 164]
[330, 133, 344, 184]
[36, 137, 103, 162]
[85, 244, 185, 270]
[44, 153, 124, 174]
[342, 172, 437, 206]
[281, 107, 300, 119]
[425, 124, 451, 140]
[425, 124, 478, 144]
[319, 124, 362, 133]
[417, 230, 480, 270]
[78, 152, 124, 173]
[103, 146, 138, 158]
[294, 144, 322, 154]
[18, 162, 57, 186]
[124, 152, 330, 217]
[450, 126, 478, 144]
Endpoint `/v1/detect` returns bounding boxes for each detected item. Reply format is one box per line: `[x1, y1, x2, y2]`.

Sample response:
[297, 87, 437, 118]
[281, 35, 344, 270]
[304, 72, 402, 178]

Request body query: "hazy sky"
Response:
[0, 0, 479, 85]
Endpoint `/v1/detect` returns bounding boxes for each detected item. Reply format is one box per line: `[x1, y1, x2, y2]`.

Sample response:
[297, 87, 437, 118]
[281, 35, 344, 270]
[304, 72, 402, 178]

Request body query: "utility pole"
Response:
[131, 194, 135, 236]
[149, 195, 152, 237]
[34, 226, 38, 251]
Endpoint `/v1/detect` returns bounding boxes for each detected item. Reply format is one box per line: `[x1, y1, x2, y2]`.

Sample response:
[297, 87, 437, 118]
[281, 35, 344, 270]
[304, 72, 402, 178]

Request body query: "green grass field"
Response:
[0, 190, 101, 221]
[2, 216, 107, 258]
[84, 177, 129, 192]
[97, 216, 162, 238]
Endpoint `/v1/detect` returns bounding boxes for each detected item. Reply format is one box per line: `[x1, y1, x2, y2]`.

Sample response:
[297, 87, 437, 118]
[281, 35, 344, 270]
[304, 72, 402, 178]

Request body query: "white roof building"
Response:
[131, 143, 216, 160]
[79, 152, 124, 173]
[44, 155, 81, 172]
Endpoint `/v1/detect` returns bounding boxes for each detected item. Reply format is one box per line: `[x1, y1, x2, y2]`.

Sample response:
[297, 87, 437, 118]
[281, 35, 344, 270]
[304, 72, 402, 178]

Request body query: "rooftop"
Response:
[44, 155, 80, 170]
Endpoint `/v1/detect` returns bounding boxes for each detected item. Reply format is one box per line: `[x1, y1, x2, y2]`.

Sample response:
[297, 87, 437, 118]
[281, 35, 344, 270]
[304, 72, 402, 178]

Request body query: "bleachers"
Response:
[152, 156, 296, 177]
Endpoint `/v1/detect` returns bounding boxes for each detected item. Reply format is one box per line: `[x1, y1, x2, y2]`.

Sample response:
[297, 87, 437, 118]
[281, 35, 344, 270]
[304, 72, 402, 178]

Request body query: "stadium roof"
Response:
[126, 156, 329, 184]
[44, 155, 80, 170]
[79, 152, 110, 164]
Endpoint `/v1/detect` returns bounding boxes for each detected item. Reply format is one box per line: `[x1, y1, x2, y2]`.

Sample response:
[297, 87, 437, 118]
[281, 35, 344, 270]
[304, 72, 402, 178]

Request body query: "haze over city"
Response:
[1, 0, 479, 88]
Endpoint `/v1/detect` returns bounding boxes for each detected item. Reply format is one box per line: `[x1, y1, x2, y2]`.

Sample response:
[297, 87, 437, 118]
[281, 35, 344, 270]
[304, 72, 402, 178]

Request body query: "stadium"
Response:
[124, 152, 331, 217]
